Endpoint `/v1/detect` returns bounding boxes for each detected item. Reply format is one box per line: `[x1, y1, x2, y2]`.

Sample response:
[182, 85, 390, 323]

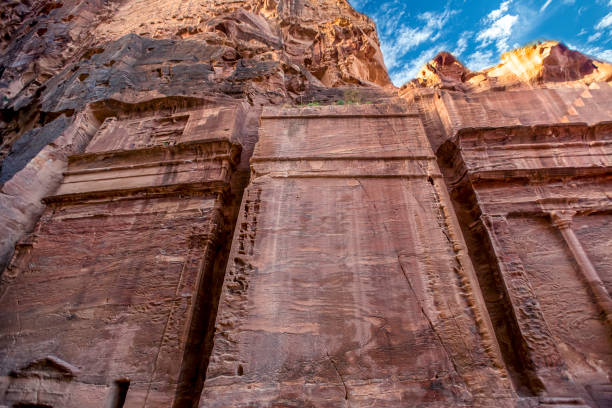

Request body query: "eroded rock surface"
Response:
[202, 104, 514, 407]
[0, 0, 392, 273]
[406, 41, 612, 92]
[1, 0, 612, 407]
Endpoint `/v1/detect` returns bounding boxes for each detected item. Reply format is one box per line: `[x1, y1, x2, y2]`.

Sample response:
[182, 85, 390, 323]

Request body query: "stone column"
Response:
[480, 214, 572, 394]
[550, 210, 612, 327]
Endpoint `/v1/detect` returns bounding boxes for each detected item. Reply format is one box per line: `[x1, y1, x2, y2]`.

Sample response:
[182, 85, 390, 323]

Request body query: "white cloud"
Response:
[487, 0, 511, 21]
[379, 8, 454, 71]
[476, 13, 519, 52]
[599, 50, 612, 61]
[572, 44, 612, 63]
[595, 13, 612, 30]
[565, 42, 578, 50]
[390, 46, 446, 86]
[465, 50, 497, 71]
[588, 32, 602, 42]
[578, 28, 587, 36]
[454, 31, 472, 56]
[540, 0, 552, 12]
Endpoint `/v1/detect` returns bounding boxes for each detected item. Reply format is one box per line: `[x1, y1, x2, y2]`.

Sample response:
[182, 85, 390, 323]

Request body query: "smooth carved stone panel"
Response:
[573, 214, 612, 292]
[0, 195, 221, 407]
[256, 105, 433, 160]
[506, 216, 612, 396]
[429, 84, 612, 147]
[201, 105, 513, 407]
[0, 105, 244, 408]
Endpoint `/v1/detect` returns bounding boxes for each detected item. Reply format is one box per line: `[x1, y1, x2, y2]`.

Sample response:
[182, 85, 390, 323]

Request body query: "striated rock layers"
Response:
[0, 0, 611, 407]
[406, 41, 612, 91]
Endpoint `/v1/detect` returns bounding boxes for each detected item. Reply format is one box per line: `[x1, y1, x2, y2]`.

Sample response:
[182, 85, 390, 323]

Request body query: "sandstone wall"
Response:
[0, 0, 392, 275]
[0, 105, 242, 407]
[200, 104, 515, 407]
[1, 0, 612, 407]
[433, 121, 612, 407]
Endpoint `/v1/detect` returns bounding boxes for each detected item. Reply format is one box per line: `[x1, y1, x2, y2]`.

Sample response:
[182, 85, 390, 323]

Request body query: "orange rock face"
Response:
[1, 1, 612, 407]
[407, 41, 612, 91]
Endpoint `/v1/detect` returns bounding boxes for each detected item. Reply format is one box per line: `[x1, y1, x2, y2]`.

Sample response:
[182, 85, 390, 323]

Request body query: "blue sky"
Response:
[348, 0, 612, 86]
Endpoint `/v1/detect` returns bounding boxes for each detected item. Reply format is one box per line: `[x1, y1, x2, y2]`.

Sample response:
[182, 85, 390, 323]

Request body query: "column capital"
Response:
[549, 210, 576, 230]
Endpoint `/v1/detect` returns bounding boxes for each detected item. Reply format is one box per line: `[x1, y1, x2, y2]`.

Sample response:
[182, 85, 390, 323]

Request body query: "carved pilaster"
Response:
[480, 214, 576, 395]
[549, 210, 612, 327]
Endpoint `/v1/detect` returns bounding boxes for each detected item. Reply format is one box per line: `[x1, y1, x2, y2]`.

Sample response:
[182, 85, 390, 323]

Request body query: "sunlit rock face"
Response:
[0, 0, 392, 276]
[1, 0, 612, 407]
[0, 0, 390, 117]
[405, 41, 612, 92]
[399, 40, 612, 408]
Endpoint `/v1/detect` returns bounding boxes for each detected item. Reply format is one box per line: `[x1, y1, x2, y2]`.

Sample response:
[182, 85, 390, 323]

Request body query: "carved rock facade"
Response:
[1, 1, 611, 407]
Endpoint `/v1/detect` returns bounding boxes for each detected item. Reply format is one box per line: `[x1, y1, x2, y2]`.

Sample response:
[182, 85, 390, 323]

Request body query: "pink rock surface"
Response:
[201, 104, 514, 407]
[1, 0, 612, 407]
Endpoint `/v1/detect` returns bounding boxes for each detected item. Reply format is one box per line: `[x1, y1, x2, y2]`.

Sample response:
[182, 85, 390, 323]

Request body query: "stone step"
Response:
[587, 383, 612, 407]
[538, 396, 592, 408]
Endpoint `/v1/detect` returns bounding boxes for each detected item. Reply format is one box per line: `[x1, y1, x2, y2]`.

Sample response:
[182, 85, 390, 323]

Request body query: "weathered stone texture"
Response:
[433, 120, 612, 406]
[0, 0, 392, 281]
[406, 41, 612, 92]
[201, 104, 514, 407]
[0, 105, 242, 407]
[1, 0, 612, 406]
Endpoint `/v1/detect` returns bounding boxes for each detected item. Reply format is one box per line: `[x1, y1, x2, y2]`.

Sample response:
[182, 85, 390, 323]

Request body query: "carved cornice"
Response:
[46, 139, 241, 204]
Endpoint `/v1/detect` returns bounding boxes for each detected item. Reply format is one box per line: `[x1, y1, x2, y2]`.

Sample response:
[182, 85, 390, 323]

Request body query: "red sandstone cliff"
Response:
[406, 41, 612, 92]
[0, 0, 394, 276]
[1, 1, 612, 408]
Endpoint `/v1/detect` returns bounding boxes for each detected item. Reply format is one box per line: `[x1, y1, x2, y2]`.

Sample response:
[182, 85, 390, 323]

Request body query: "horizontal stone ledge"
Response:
[61, 164, 229, 185]
[261, 104, 418, 119]
[454, 120, 612, 145]
[467, 166, 611, 181]
[254, 173, 444, 179]
[67, 138, 241, 164]
[251, 158, 441, 178]
[56, 160, 232, 196]
[465, 152, 612, 164]
[251, 155, 436, 162]
[479, 203, 612, 218]
[260, 113, 420, 119]
[454, 121, 592, 136]
[43, 181, 230, 204]
[463, 139, 612, 151]
[64, 154, 235, 176]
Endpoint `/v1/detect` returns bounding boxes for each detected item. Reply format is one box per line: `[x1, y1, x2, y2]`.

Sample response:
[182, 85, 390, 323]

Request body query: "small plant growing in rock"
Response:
[343, 89, 363, 104]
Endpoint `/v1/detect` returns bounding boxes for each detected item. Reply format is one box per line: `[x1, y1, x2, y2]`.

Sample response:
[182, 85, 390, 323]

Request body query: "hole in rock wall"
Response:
[109, 379, 130, 408]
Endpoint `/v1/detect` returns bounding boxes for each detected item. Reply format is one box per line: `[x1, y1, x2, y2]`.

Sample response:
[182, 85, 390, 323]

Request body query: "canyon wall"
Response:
[0, 1, 611, 408]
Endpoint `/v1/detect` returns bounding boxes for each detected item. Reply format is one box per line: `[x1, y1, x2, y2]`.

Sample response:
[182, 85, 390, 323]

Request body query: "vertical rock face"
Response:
[202, 104, 513, 407]
[434, 123, 612, 404]
[0, 0, 392, 275]
[400, 43, 612, 408]
[1, 0, 612, 407]
[0, 103, 243, 407]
